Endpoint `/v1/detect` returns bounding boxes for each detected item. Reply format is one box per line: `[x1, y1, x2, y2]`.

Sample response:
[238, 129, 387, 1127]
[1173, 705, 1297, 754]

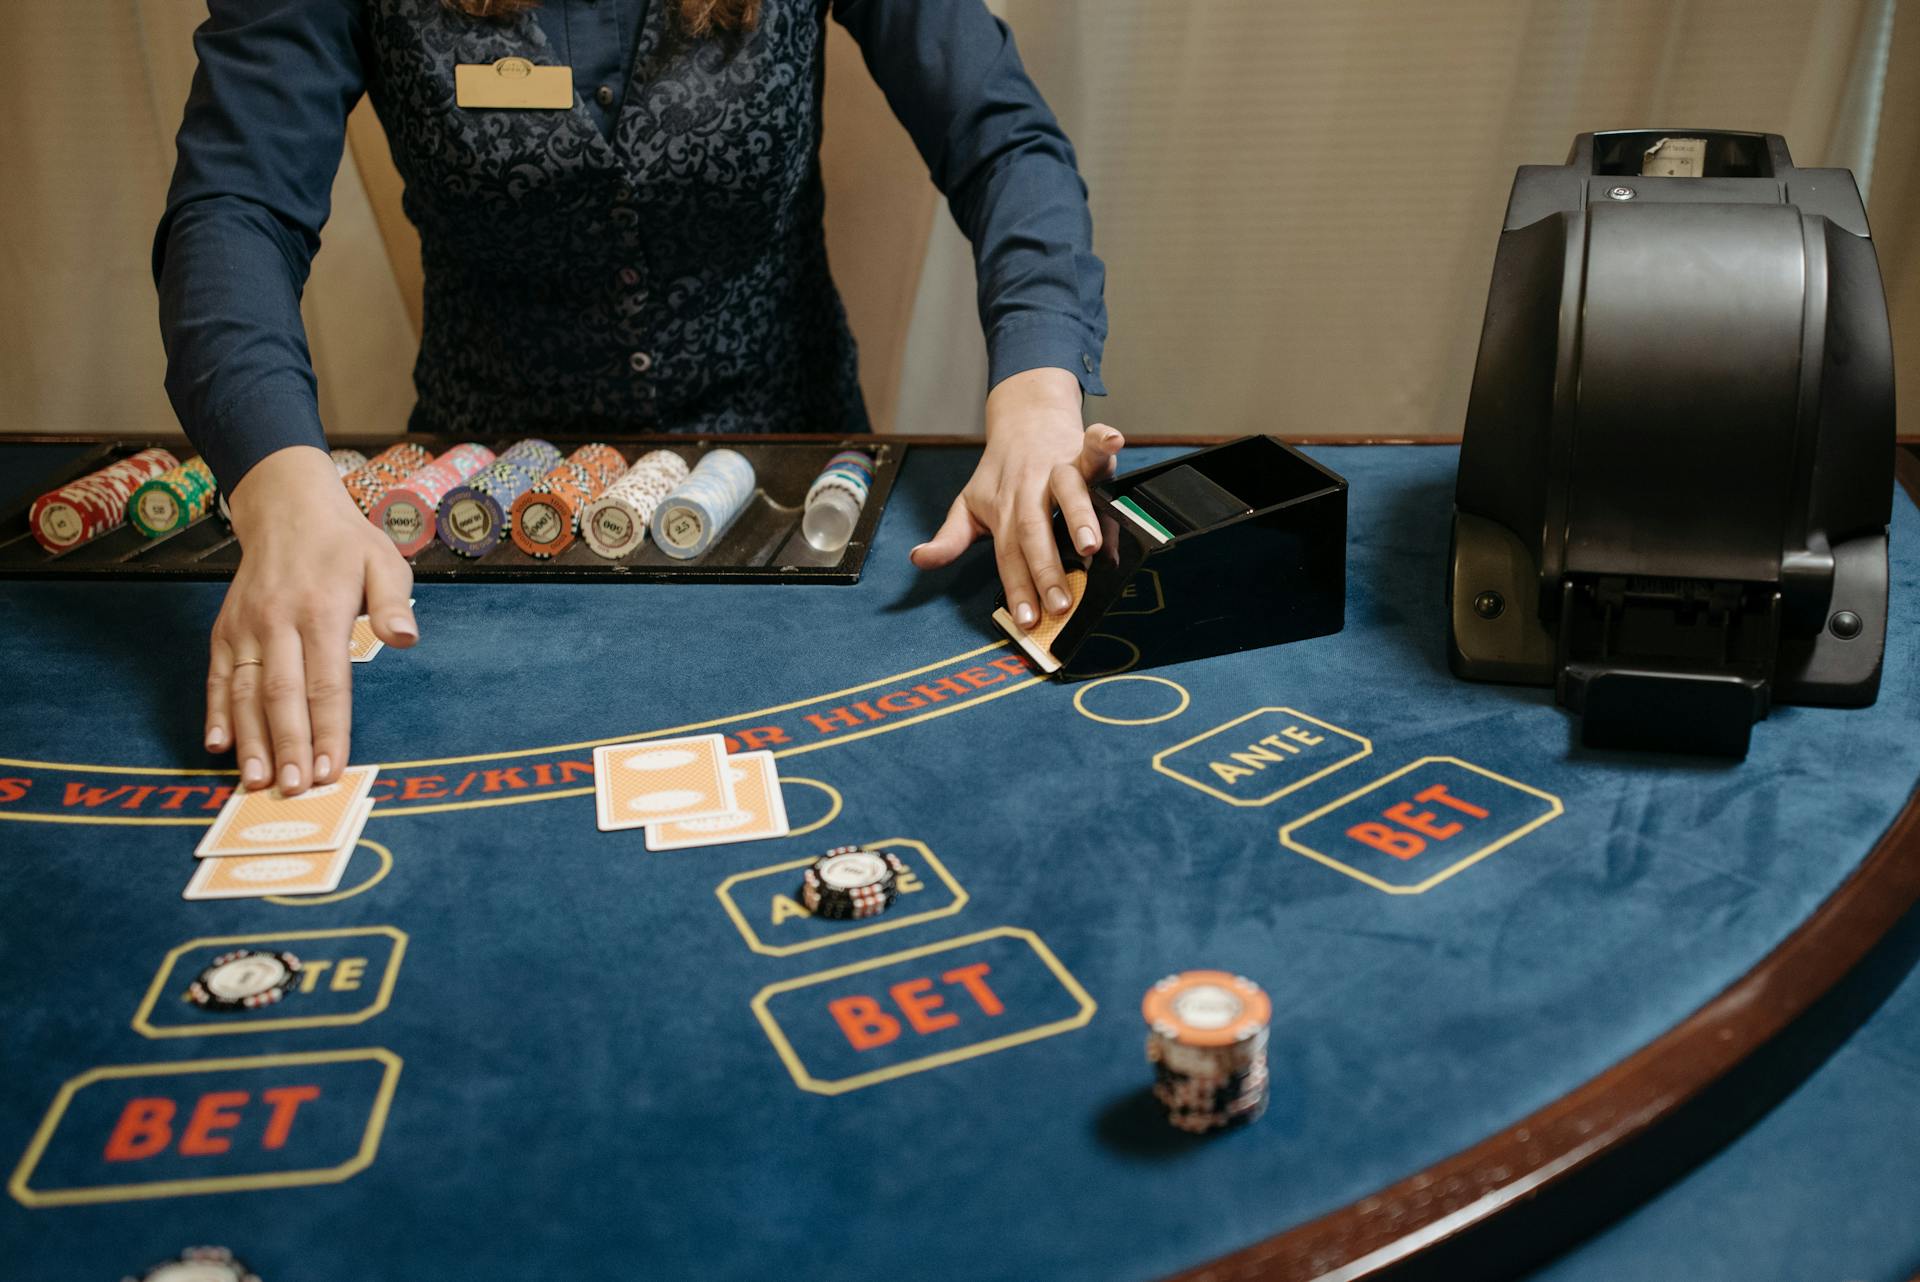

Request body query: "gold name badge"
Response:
[455, 56, 575, 109]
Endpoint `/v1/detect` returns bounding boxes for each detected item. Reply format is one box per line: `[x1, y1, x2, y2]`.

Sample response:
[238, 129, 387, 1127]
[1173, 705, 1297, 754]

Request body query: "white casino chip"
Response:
[205, 954, 292, 1002]
[818, 851, 890, 890]
[1170, 985, 1243, 1030]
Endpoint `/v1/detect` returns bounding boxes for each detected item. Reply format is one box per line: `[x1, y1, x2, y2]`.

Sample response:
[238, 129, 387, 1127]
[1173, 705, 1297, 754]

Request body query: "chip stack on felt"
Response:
[800, 846, 907, 918]
[27, 448, 178, 553]
[122, 1244, 263, 1282]
[1143, 971, 1272, 1133]
[510, 442, 628, 558]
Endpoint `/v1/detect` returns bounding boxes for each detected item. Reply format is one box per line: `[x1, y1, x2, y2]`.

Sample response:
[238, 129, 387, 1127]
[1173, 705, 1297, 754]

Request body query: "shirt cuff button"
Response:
[1081, 353, 1095, 373]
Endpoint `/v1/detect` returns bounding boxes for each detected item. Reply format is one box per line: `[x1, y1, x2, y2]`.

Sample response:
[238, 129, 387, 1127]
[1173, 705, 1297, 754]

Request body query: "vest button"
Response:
[629, 351, 654, 374]
[612, 182, 634, 204]
[595, 85, 614, 108]
[618, 267, 641, 288]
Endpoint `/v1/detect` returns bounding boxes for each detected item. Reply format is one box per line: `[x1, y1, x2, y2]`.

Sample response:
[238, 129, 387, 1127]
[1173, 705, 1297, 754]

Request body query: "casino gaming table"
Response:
[1523, 927, 1920, 1282]
[2, 437, 1918, 1280]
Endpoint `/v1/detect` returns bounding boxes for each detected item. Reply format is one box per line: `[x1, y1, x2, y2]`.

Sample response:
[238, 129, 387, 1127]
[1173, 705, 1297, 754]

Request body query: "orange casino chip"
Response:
[343, 442, 433, 514]
[509, 443, 628, 558]
[1140, 970, 1271, 1049]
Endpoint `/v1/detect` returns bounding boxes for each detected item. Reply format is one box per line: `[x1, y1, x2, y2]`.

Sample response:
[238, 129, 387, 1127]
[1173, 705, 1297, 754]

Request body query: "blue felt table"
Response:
[1525, 942, 1920, 1282]
[1, 443, 1916, 1281]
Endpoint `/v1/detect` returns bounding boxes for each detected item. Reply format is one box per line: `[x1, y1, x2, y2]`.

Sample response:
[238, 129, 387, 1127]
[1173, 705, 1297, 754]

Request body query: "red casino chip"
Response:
[28, 448, 178, 553]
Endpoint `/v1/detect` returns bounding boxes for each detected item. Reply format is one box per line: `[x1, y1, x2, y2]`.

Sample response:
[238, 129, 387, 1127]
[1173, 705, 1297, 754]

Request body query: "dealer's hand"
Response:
[910, 366, 1124, 625]
[207, 445, 417, 794]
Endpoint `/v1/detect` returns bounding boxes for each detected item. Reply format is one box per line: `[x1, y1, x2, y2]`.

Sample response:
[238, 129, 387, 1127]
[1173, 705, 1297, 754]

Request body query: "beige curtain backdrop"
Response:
[0, 2, 418, 439]
[1, 1, 1913, 443]
[899, 0, 1914, 436]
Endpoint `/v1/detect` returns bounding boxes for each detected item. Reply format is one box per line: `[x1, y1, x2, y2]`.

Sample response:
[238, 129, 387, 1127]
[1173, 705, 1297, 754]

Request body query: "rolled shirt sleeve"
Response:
[831, 0, 1109, 397]
[153, 0, 368, 492]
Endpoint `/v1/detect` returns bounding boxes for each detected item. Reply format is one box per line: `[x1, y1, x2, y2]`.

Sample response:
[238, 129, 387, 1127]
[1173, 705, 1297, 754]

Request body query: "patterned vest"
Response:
[362, 0, 868, 436]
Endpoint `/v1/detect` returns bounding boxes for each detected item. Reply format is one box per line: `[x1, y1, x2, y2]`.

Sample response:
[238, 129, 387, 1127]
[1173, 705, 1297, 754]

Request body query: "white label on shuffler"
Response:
[1642, 136, 1708, 178]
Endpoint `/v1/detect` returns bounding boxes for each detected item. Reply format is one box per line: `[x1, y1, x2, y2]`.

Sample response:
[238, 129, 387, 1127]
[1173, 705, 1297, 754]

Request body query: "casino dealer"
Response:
[155, 0, 1122, 796]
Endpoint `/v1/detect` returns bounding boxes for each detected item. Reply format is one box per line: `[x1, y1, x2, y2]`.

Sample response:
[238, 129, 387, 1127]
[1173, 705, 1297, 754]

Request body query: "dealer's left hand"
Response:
[910, 366, 1124, 626]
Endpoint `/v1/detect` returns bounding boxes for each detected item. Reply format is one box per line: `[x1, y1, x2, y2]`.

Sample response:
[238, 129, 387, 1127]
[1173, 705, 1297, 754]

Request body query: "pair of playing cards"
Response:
[592, 734, 790, 851]
[184, 765, 378, 900]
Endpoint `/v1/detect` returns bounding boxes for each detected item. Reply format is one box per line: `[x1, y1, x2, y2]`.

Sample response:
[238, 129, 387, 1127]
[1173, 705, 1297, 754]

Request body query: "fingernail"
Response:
[314, 754, 331, 781]
[1047, 587, 1070, 613]
[1076, 526, 1097, 554]
[206, 727, 227, 751]
[280, 763, 301, 792]
[242, 757, 266, 788]
[390, 616, 418, 640]
[1015, 602, 1037, 628]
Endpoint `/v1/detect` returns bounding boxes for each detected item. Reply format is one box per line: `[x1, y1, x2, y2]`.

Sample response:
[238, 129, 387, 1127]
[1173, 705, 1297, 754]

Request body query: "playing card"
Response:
[593, 734, 736, 832]
[183, 799, 372, 899]
[350, 599, 416, 663]
[993, 568, 1087, 675]
[645, 750, 790, 850]
[195, 765, 378, 857]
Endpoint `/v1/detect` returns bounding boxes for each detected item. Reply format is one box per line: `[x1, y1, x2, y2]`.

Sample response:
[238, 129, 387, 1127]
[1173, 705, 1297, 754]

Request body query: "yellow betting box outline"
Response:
[132, 926, 408, 1039]
[1072, 674, 1191, 727]
[1152, 707, 1372, 806]
[0, 641, 1046, 826]
[8, 1047, 403, 1207]
[716, 838, 967, 957]
[752, 926, 1096, 1095]
[1279, 755, 1565, 895]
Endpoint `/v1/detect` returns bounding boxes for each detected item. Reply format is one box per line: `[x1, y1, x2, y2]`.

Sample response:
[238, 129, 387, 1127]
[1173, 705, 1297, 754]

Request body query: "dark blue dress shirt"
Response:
[155, 0, 1109, 491]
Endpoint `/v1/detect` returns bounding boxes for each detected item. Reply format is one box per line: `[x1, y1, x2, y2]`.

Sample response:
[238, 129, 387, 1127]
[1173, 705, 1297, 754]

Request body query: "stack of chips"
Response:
[185, 949, 303, 1012]
[800, 449, 877, 554]
[582, 449, 692, 559]
[436, 438, 565, 557]
[799, 846, 906, 920]
[129, 456, 217, 538]
[121, 1245, 262, 1282]
[510, 443, 629, 558]
[218, 447, 367, 525]
[28, 448, 179, 553]
[329, 448, 371, 477]
[649, 447, 757, 561]
[370, 442, 496, 556]
[1142, 971, 1272, 1134]
[343, 442, 433, 515]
